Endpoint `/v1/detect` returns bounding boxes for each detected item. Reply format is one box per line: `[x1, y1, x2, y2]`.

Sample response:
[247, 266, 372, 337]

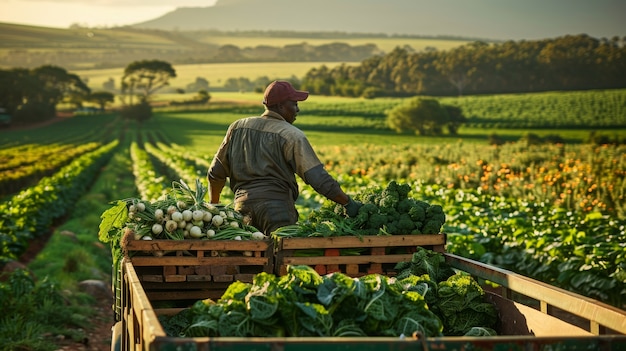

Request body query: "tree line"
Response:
[1, 42, 382, 71]
[300, 34, 626, 97]
[0, 60, 179, 125]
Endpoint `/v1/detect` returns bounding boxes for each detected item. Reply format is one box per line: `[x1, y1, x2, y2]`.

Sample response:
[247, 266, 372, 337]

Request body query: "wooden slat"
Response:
[282, 254, 413, 265]
[279, 234, 445, 249]
[129, 256, 269, 266]
[123, 259, 168, 343]
[445, 253, 626, 335]
[124, 239, 271, 251]
[147, 290, 224, 301]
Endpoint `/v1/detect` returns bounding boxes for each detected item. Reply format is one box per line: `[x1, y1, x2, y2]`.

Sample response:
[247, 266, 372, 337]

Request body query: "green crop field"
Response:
[74, 61, 358, 92]
[1, 90, 625, 351]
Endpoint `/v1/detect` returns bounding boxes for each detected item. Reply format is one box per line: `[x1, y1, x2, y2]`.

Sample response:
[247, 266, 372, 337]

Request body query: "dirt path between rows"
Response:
[15, 229, 115, 351]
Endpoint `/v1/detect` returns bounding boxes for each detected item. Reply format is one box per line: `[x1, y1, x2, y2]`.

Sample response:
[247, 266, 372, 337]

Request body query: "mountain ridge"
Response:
[132, 0, 626, 41]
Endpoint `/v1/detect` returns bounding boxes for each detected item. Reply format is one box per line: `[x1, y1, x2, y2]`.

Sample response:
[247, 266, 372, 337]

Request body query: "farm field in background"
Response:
[74, 61, 357, 92]
[1, 91, 625, 309]
[191, 34, 471, 53]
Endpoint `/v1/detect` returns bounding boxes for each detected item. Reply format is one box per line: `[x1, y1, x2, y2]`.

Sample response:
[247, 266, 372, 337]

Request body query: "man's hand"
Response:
[344, 197, 362, 217]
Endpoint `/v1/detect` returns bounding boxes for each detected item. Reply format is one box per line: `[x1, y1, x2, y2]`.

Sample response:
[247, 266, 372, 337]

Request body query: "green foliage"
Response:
[387, 97, 450, 135]
[88, 91, 115, 110]
[395, 247, 456, 283]
[304, 35, 626, 97]
[14, 101, 55, 123]
[0, 140, 118, 264]
[434, 273, 498, 336]
[281, 180, 446, 237]
[0, 269, 88, 351]
[119, 101, 152, 122]
[160, 265, 445, 338]
[121, 59, 176, 105]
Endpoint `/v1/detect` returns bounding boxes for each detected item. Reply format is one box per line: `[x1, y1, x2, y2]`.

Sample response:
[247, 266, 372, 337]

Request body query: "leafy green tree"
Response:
[0, 65, 89, 123]
[186, 77, 209, 92]
[88, 91, 115, 111]
[196, 90, 211, 103]
[0, 68, 30, 115]
[120, 60, 176, 105]
[442, 105, 466, 135]
[32, 65, 90, 108]
[102, 77, 115, 91]
[387, 97, 449, 135]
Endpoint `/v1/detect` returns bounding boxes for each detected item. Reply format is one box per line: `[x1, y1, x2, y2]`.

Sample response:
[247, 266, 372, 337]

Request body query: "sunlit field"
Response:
[74, 61, 358, 92]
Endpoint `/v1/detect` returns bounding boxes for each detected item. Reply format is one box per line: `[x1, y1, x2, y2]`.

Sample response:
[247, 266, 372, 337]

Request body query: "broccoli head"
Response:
[423, 204, 446, 233]
[408, 204, 426, 222]
[396, 198, 414, 213]
[367, 213, 388, 229]
[396, 213, 416, 233]
[354, 203, 379, 225]
[422, 220, 444, 234]
[396, 182, 412, 200]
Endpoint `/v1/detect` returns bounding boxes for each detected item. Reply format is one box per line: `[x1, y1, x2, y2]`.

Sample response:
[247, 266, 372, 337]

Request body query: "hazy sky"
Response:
[0, 0, 218, 28]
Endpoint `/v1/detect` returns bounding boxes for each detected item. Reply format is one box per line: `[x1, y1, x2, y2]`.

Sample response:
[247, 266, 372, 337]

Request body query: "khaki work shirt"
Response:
[208, 110, 342, 202]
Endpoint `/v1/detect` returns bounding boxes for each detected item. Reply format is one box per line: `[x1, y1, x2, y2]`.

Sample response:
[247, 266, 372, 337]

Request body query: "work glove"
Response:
[344, 196, 363, 218]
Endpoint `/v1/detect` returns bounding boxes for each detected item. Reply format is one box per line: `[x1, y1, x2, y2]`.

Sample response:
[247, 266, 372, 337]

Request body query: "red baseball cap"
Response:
[263, 80, 309, 106]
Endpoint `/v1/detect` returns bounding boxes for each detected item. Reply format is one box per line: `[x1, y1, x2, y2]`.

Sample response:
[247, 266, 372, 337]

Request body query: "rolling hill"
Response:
[132, 0, 625, 41]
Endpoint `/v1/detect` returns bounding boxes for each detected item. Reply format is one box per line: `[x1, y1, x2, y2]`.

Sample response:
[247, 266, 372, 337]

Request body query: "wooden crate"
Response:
[274, 234, 445, 277]
[122, 239, 273, 302]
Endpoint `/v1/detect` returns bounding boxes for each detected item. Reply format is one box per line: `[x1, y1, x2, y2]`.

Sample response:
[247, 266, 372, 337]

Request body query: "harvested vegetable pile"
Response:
[274, 180, 446, 238]
[98, 179, 265, 243]
[160, 248, 497, 338]
[98, 179, 266, 272]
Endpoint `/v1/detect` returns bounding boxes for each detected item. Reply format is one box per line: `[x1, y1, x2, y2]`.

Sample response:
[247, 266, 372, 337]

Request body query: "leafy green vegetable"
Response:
[162, 265, 445, 338]
[159, 249, 497, 338]
[98, 200, 128, 243]
[395, 246, 456, 282]
[434, 273, 498, 336]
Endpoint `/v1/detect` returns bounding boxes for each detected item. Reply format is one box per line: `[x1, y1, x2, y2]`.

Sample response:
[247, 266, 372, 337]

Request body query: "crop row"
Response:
[0, 140, 118, 264]
[300, 89, 626, 128]
[122, 136, 625, 306]
[1, 130, 624, 306]
[0, 142, 102, 198]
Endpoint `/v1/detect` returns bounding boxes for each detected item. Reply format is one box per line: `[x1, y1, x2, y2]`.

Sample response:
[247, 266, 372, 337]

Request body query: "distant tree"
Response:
[442, 105, 466, 135]
[387, 97, 449, 135]
[102, 77, 115, 91]
[88, 91, 115, 111]
[120, 60, 176, 105]
[224, 77, 253, 92]
[0, 68, 30, 115]
[32, 65, 90, 109]
[119, 101, 151, 123]
[1, 65, 89, 123]
[186, 77, 209, 92]
[196, 90, 211, 103]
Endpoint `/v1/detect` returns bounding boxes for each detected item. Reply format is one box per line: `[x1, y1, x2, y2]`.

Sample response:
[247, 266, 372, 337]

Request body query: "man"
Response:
[207, 80, 361, 235]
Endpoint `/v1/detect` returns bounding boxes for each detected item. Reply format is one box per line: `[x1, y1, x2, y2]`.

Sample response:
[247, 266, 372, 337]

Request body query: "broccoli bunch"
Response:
[352, 181, 446, 235]
[306, 180, 446, 236]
